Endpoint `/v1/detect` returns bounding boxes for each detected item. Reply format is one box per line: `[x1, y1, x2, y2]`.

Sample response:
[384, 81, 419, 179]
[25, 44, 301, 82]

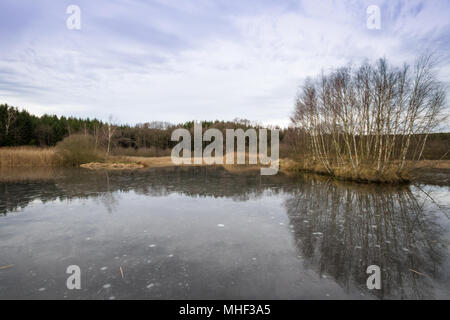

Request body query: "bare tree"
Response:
[291, 54, 447, 180]
[104, 115, 117, 157]
[5, 107, 16, 137]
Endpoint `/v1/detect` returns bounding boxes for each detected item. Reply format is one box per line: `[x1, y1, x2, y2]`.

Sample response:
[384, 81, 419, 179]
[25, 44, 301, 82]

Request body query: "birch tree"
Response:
[291, 54, 447, 177]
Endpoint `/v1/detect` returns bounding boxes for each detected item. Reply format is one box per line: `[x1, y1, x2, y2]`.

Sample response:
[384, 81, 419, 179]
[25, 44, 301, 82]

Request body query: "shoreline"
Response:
[1, 151, 450, 186]
[279, 159, 450, 186]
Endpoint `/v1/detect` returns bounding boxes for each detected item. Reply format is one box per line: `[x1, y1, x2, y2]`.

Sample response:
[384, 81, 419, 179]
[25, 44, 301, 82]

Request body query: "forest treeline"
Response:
[0, 103, 282, 153]
[1, 102, 449, 161]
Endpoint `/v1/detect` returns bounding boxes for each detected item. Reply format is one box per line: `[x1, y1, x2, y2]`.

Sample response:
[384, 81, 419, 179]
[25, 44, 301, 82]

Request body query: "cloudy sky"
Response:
[0, 0, 449, 126]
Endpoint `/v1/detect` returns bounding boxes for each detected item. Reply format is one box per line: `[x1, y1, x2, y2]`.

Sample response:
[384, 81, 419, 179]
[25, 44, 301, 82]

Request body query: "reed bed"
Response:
[0, 147, 62, 167]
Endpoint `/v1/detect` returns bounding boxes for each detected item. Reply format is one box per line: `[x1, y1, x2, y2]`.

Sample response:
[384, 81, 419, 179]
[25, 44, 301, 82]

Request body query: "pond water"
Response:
[0, 166, 449, 299]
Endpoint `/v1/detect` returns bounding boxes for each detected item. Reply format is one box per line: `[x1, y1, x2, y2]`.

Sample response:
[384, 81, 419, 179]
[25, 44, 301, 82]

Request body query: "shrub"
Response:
[56, 135, 102, 166]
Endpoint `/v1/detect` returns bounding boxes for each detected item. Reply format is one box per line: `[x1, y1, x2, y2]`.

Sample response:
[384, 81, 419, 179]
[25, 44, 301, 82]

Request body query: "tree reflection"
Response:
[98, 170, 118, 214]
[0, 166, 290, 214]
[285, 176, 447, 299]
[0, 167, 448, 299]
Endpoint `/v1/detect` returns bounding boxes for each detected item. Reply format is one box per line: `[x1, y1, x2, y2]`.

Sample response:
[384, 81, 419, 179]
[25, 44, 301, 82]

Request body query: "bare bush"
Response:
[56, 135, 102, 166]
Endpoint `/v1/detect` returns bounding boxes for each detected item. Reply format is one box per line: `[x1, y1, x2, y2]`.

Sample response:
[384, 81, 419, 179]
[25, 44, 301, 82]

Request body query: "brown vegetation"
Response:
[55, 134, 103, 166]
[0, 135, 104, 168]
[80, 162, 145, 170]
[0, 147, 62, 167]
[280, 158, 412, 183]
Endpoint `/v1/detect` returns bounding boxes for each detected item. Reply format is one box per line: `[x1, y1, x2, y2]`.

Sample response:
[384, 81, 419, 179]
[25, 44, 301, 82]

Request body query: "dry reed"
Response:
[0, 147, 62, 167]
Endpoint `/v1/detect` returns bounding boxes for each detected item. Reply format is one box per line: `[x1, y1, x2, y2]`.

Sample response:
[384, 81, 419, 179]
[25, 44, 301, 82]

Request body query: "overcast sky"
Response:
[0, 0, 449, 126]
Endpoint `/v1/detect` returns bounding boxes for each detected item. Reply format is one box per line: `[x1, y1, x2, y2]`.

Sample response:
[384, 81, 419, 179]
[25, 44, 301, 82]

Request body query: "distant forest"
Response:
[1, 103, 449, 160]
[0, 103, 282, 150]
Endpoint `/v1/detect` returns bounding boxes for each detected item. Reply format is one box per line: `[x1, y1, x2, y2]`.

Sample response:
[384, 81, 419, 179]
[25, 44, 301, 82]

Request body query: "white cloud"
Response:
[0, 0, 449, 127]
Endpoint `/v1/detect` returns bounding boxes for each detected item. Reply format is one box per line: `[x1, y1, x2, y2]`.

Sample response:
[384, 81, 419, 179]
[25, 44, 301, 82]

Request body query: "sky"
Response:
[0, 0, 449, 127]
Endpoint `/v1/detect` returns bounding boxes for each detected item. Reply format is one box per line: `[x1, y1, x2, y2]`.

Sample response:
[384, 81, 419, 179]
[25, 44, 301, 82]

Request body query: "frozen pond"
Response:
[0, 166, 449, 299]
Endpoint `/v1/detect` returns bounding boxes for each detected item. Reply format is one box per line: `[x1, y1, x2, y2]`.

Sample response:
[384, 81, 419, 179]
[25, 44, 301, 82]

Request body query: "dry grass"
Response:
[125, 155, 232, 167]
[124, 156, 176, 167]
[124, 153, 264, 169]
[280, 158, 413, 183]
[83, 155, 450, 181]
[283, 160, 449, 185]
[2, 146, 448, 185]
[80, 162, 145, 170]
[0, 147, 62, 167]
[81, 156, 261, 174]
[409, 160, 450, 169]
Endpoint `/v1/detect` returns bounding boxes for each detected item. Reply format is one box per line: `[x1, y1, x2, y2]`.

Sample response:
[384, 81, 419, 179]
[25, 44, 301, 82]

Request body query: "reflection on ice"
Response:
[285, 177, 448, 299]
[0, 166, 449, 299]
